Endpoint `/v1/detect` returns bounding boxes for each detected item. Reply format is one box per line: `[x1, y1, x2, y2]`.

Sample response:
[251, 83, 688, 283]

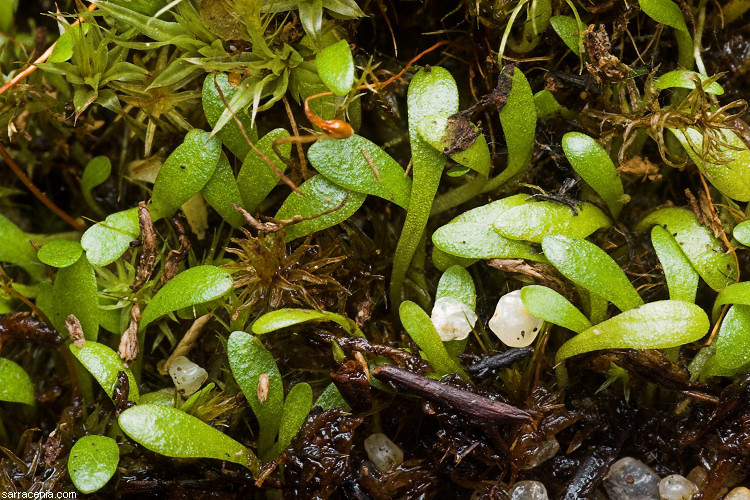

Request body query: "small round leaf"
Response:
[37, 240, 83, 268]
[68, 435, 119, 494]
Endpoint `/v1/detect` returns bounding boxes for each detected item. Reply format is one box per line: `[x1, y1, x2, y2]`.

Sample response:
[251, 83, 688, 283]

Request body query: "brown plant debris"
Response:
[118, 299, 140, 366]
[65, 314, 85, 348]
[161, 216, 190, 286]
[617, 156, 662, 182]
[132, 201, 157, 292]
[582, 24, 629, 83]
[283, 408, 364, 499]
[226, 229, 347, 318]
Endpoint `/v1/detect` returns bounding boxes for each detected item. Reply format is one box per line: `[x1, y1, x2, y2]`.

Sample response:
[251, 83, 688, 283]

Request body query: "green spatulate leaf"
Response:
[636, 207, 737, 290]
[252, 308, 364, 337]
[202, 73, 259, 160]
[227, 331, 283, 459]
[521, 285, 591, 333]
[275, 175, 366, 241]
[432, 194, 546, 261]
[119, 404, 258, 471]
[651, 225, 699, 303]
[68, 435, 119, 494]
[237, 128, 290, 211]
[0, 358, 35, 405]
[714, 304, 750, 371]
[494, 200, 611, 243]
[562, 132, 626, 218]
[81, 207, 141, 267]
[399, 301, 467, 378]
[669, 127, 750, 202]
[556, 300, 709, 362]
[37, 240, 83, 268]
[316, 39, 354, 96]
[273, 382, 312, 456]
[308, 134, 412, 208]
[70, 341, 139, 403]
[201, 152, 245, 227]
[542, 234, 643, 312]
[151, 129, 222, 217]
[139, 266, 232, 331]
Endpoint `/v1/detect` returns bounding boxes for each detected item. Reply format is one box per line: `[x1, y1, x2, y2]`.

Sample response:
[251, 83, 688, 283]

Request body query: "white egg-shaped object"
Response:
[488, 290, 544, 347]
[169, 356, 208, 396]
[430, 297, 478, 342]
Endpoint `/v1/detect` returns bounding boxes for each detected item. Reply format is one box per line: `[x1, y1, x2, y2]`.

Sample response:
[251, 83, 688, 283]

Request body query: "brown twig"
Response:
[371, 364, 533, 424]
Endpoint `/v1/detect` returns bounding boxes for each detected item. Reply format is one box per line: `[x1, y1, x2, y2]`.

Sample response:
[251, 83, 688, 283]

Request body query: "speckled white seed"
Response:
[364, 433, 404, 472]
[658, 474, 698, 500]
[488, 290, 544, 347]
[509, 480, 549, 500]
[168, 356, 208, 396]
[430, 297, 478, 342]
[725, 487, 750, 500]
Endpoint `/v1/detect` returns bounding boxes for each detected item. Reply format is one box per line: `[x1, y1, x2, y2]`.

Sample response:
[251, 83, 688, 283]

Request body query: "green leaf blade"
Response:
[68, 435, 119, 494]
[70, 341, 139, 403]
[432, 195, 547, 261]
[636, 207, 737, 290]
[274, 382, 313, 455]
[550, 15, 581, 56]
[651, 225, 699, 303]
[542, 234, 643, 312]
[81, 208, 140, 266]
[556, 300, 709, 362]
[227, 331, 283, 458]
[316, 40, 354, 96]
[118, 404, 257, 470]
[151, 129, 222, 217]
[714, 304, 750, 371]
[237, 128, 290, 211]
[201, 152, 245, 227]
[140, 266, 233, 331]
[639, 0, 689, 32]
[0, 358, 35, 405]
[669, 127, 750, 202]
[202, 73, 259, 161]
[562, 132, 626, 218]
[308, 135, 412, 208]
[275, 175, 366, 241]
[520, 285, 591, 334]
[493, 200, 611, 243]
[37, 240, 83, 268]
[399, 301, 467, 378]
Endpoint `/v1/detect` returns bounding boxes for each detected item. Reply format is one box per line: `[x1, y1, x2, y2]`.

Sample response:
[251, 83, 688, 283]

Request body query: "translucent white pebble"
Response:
[168, 356, 208, 396]
[488, 290, 544, 347]
[685, 466, 707, 488]
[430, 297, 478, 342]
[604, 457, 660, 500]
[658, 474, 698, 500]
[522, 437, 560, 469]
[364, 433, 404, 472]
[509, 480, 549, 500]
[726, 487, 750, 500]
